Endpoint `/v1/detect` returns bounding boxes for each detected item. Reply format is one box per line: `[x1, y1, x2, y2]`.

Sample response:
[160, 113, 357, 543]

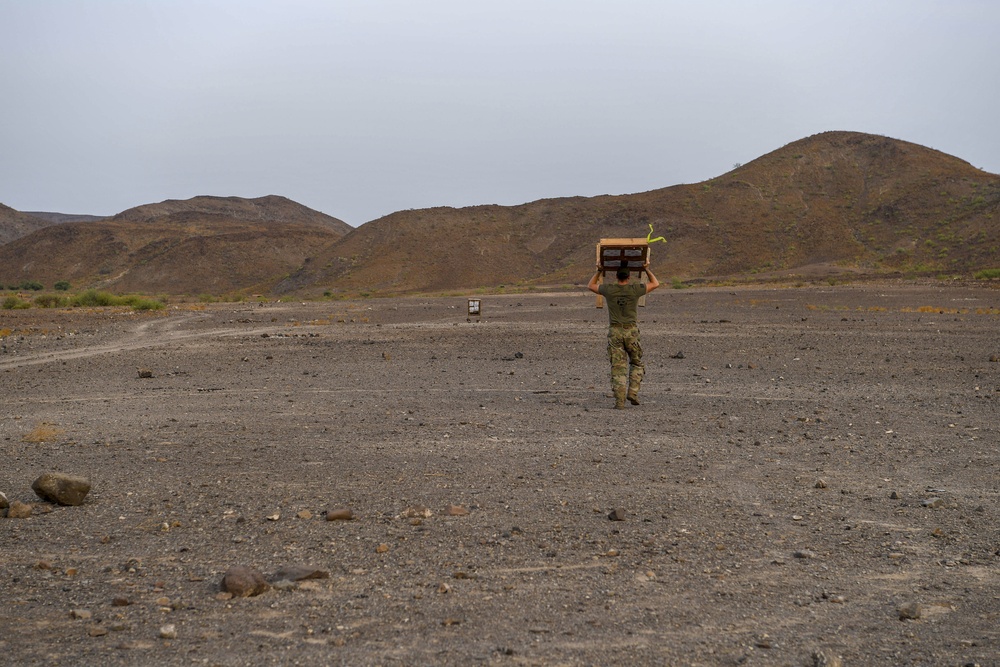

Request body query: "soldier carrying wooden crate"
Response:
[587, 255, 660, 409]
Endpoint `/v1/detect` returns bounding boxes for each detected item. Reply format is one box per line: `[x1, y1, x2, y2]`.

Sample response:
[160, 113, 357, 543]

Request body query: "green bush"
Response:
[54, 281, 71, 291]
[15, 280, 44, 291]
[69, 290, 164, 310]
[34, 294, 68, 308]
[2, 296, 30, 309]
[973, 268, 1000, 280]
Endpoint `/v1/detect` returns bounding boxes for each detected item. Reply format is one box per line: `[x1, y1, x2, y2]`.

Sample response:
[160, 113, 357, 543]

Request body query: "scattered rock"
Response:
[989, 355, 998, 363]
[220, 566, 270, 597]
[87, 625, 108, 637]
[71, 609, 93, 620]
[890, 491, 900, 500]
[266, 512, 281, 521]
[325, 509, 354, 521]
[159, 624, 177, 640]
[7, 501, 33, 518]
[268, 566, 329, 583]
[670, 351, 685, 359]
[922, 497, 944, 508]
[376, 543, 390, 554]
[608, 509, 626, 521]
[112, 597, 131, 607]
[793, 549, 818, 559]
[0, 491, 7, 510]
[814, 479, 828, 489]
[31, 472, 91, 506]
[444, 504, 469, 516]
[810, 650, 843, 667]
[296, 510, 313, 520]
[898, 602, 922, 620]
[136, 368, 154, 378]
[402, 506, 432, 519]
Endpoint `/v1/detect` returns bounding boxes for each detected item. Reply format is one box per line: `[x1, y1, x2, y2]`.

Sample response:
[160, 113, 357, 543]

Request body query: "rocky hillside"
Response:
[281, 132, 1000, 296]
[0, 196, 351, 295]
[2, 132, 997, 297]
[0, 205, 52, 246]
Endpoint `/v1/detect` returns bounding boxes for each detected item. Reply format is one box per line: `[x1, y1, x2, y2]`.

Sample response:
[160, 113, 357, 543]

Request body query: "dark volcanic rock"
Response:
[31, 473, 91, 506]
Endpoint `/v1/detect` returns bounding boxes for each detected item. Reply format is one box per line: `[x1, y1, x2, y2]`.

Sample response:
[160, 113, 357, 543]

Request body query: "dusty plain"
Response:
[1, 284, 999, 666]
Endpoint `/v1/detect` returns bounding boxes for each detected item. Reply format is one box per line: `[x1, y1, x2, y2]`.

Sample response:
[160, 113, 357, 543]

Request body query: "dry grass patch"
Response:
[23, 422, 66, 443]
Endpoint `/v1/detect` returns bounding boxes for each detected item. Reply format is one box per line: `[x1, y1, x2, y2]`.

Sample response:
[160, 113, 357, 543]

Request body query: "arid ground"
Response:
[1, 284, 998, 666]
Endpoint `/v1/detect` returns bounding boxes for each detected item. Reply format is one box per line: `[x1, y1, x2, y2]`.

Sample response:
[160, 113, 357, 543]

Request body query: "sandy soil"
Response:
[1, 284, 999, 666]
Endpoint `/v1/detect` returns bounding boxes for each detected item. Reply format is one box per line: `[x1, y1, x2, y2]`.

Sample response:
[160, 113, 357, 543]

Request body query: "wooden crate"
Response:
[595, 238, 650, 308]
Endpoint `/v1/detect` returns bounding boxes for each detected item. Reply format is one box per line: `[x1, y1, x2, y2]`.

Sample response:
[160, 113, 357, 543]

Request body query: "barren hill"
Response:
[0, 205, 51, 245]
[0, 195, 351, 295]
[281, 132, 999, 296]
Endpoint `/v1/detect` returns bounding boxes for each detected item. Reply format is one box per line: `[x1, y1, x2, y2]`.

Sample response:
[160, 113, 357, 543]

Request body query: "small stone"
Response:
[0, 491, 7, 510]
[112, 597, 131, 607]
[155, 596, 171, 607]
[137, 368, 154, 378]
[376, 543, 390, 554]
[922, 498, 944, 508]
[793, 549, 817, 559]
[608, 509, 626, 521]
[296, 510, 313, 520]
[7, 500, 32, 518]
[214, 592, 233, 601]
[898, 602, 923, 620]
[437, 582, 451, 594]
[445, 505, 469, 517]
[325, 509, 354, 521]
[266, 512, 281, 521]
[268, 566, 329, 583]
[71, 609, 93, 620]
[402, 506, 432, 519]
[814, 479, 827, 489]
[811, 651, 843, 667]
[88, 625, 108, 637]
[220, 566, 270, 597]
[159, 624, 177, 640]
[890, 491, 900, 499]
[829, 595, 846, 604]
[31, 472, 91, 506]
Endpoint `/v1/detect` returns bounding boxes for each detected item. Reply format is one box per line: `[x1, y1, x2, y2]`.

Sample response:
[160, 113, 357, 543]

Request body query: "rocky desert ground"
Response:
[1, 283, 998, 666]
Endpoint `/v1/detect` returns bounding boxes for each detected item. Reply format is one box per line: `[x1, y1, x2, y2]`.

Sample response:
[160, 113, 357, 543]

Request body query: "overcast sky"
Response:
[2, 1, 998, 226]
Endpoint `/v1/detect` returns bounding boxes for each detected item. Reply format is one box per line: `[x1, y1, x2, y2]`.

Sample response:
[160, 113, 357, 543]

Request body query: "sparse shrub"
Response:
[71, 289, 117, 307]
[54, 280, 71, 291]
[670, 278, 688, 289]
[23, 422, 65, 443]
[16, 280, 44, 291]
[973, 268, 1000, 280]
[2, 295, 30, 309]
[69, 290, 164, 310]
[34, 294, 68, 308]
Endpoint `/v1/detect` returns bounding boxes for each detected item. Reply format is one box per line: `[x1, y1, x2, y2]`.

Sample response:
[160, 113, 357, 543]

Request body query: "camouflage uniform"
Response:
[598, 283, 647, 408]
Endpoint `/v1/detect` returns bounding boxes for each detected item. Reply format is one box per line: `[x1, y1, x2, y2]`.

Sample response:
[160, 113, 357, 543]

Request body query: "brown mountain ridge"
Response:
[1, 131, 998, 296]
[284, 131, 1000, 296]
[0, 195, 351, 295]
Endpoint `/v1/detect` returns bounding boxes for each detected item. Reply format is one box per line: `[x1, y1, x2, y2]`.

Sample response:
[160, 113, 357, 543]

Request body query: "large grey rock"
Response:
[32, 473, 91, 506]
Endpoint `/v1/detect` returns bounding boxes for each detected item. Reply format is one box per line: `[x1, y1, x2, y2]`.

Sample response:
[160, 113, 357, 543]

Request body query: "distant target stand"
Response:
[467, 297, 482, 322]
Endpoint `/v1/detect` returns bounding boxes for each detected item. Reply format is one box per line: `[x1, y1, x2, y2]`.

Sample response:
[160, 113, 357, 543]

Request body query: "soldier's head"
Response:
[616, 266, 630, 283]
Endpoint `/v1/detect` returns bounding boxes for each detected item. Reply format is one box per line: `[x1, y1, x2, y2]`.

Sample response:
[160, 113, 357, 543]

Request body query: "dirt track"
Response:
[2, 284, 999, 666]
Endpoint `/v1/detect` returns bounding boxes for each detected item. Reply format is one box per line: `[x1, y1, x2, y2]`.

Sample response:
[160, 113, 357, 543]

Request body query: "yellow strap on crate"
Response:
[646, 223, 666, 244]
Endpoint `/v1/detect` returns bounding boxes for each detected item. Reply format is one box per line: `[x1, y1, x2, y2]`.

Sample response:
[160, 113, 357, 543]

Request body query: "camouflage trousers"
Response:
[607, 324, 644, 405]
